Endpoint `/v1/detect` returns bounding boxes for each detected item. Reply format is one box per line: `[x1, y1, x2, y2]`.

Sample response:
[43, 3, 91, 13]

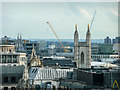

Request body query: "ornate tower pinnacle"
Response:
[87, 24, 91, 35]
[88, 24, 89, 30]
[75, 24, 77, 31]
[31, 44, 37, 59]
[86, 24, 91, 44]
[33, 44, 34, 48]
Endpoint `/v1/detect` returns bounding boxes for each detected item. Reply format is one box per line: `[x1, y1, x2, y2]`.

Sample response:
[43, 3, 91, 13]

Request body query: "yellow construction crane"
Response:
[47, 22, 68, 52]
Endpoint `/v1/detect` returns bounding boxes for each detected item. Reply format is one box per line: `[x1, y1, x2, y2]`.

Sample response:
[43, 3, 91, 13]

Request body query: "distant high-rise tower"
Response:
[104, 36, 111, 44]
[74, 24, 91, 68]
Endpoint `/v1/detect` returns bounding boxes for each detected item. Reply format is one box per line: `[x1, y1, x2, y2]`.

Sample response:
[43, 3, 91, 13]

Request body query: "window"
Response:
[4, 77, 8, 83]
[2, 56, 6, 63]
[32, 69, 35, 73]
[8, 60, 11, 63]
[22, 57, 25, 61]
[4, 87, 8, 90]
[2, 48, 3, 52]
[13, 55, 17, 63]
[7, 56, 11, 63]
[81, 52, 84, 64]
[11, 77, 16, 83]
[34, 69, 37, 73]
[11, 87, 16, 90]
[13, 55, 17, 58]
[13, 60, 17, 63]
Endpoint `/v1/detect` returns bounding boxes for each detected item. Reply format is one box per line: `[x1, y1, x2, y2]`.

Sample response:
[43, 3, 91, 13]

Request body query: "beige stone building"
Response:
[74, 24, 91, 68]
[0, 45, 26, 65]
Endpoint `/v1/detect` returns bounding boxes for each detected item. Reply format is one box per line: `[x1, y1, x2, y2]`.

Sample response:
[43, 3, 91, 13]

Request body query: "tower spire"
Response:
[88, 24, 89, 30]
[75, 24, 77, 31]
[87, 24, 91, 35]
[31, 44, 37, 59]
[33, 44, 34, 49]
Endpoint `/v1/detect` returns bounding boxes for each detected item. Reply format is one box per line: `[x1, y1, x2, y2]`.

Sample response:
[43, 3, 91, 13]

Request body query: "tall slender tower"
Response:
[31, 44, 37, 59]
[74, 24, 79, 63]
[86, 24, 91, 68]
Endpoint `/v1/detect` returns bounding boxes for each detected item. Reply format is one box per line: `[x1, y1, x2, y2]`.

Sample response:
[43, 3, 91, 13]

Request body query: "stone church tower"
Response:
[74, 24, 79, 62]
[74, 24, 91, 68]
[86, 24, 91, 68]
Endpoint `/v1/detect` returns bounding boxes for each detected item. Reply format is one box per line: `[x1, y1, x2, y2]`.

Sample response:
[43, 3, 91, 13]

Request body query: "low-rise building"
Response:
[0, 65, 24, 90]
[91, 43, 113, 54]
[91, 43, 118, 62]
[91, 54, 118, 61]
[0, 45, 26, 65]
[42, 56, 75, 68]
[0, 45, 27, 90]
[52, 68, 120, 89]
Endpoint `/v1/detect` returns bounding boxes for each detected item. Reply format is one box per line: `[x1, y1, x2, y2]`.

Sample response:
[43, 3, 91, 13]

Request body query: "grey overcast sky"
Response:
[2, 2, 118, 39]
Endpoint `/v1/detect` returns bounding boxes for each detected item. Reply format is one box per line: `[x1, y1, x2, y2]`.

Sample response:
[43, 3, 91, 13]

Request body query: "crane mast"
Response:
[90, 10, 96, 30]
[47, 22, 67, 52]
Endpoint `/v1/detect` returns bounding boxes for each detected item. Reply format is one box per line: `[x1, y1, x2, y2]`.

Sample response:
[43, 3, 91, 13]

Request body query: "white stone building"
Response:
[0, 45, 26, 65]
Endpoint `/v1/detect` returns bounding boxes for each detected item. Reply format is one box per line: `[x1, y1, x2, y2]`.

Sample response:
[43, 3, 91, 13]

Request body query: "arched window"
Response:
[81, 52, 84, 64]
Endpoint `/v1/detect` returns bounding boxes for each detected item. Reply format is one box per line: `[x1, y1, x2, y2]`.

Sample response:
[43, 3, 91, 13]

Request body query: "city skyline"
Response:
[2, 2, 118, 39]
[0, 1, 120, 90]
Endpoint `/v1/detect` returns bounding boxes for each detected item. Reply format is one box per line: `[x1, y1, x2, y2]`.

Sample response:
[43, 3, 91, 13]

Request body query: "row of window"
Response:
[4, 77, 16, 83]
[0, 59, 17, 63]
[1, 55, 17, 58]
[0, 57, 25, 63]
[3, 87, 16, 90]
[0, 48, 14, 53]
[91, 56, 118, 59]
[91, 47, 98, 49]
[0, 55, 18, 63]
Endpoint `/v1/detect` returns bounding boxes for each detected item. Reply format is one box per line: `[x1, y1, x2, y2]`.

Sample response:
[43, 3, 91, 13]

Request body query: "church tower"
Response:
[16, 33, 25, 53]
[74, 24, 79, 63]
[86, 24, 91, 68]
[74, 24, 91, 68]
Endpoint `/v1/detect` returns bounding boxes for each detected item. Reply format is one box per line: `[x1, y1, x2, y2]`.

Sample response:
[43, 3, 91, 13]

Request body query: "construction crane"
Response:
[47, 22, 68, 52]
[90, 10, 96, 30]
